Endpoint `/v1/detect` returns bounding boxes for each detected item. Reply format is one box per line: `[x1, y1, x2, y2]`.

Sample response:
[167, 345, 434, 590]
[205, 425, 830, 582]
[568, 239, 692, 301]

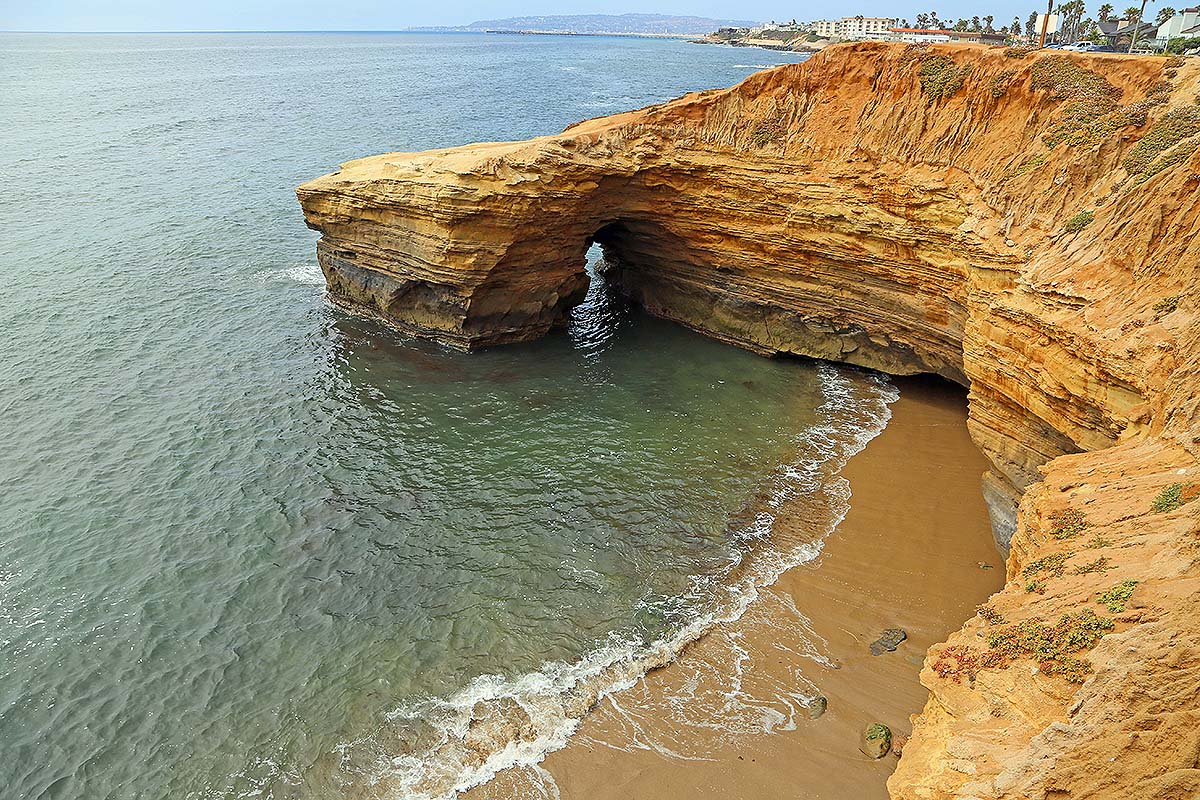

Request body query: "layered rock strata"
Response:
[298, 43, 1200, 800]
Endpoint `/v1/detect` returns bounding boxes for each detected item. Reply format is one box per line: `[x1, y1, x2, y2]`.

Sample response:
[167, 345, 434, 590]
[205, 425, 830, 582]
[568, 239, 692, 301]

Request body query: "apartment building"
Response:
[1156, 7, 1200, 45]
[813, 16, 899, 40]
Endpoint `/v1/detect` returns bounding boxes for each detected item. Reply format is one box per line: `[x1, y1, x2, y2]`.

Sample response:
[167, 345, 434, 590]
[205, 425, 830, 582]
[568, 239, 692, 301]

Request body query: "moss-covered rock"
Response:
[859, 723, 892, 758]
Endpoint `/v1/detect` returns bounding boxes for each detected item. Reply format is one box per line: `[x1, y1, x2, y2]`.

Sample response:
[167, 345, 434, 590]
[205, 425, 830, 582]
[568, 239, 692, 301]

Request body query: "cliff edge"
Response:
[298, 43, 1200, 799]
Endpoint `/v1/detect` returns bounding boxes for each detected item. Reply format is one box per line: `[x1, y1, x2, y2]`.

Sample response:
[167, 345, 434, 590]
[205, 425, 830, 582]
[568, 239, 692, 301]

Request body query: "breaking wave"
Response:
[331, 363, 898, 799]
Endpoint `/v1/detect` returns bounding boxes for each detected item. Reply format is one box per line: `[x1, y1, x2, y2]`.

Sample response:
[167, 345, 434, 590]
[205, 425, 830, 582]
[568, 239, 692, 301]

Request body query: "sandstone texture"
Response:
[298, 43, 1200, 800]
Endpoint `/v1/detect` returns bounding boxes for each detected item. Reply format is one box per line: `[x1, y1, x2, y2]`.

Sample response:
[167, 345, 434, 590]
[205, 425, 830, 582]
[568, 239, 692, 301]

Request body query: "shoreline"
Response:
[470, 374, 1004, 799]
[296, 43, 1200, 798]
[691, 37, 825, 53]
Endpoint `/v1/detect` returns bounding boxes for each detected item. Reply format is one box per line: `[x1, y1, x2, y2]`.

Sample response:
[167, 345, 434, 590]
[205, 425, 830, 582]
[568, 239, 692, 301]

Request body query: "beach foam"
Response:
[339, 363, 898, 799]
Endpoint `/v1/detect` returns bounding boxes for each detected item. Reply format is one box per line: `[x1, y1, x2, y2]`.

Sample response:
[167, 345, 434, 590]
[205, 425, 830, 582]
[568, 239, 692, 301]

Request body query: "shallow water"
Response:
[0, 32, 892, 800]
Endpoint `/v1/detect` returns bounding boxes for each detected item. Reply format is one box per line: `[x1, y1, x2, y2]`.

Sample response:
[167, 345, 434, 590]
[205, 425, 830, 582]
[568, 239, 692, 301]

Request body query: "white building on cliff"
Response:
[813, 16, 899, 40]
[1155, 7, 1200, 46]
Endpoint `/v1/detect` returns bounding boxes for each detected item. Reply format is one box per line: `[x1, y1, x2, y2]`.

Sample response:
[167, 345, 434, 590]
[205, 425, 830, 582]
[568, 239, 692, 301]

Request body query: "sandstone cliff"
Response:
[298, 43, 1200, 799]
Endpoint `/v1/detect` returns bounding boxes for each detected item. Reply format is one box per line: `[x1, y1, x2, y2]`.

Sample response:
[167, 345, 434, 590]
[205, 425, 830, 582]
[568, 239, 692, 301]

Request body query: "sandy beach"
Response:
[471, 375, 1004, 799]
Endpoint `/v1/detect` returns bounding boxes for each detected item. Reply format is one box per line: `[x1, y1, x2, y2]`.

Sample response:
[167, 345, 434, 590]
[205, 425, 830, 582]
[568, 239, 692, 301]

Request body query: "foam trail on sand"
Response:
[332, 363, 898, 799]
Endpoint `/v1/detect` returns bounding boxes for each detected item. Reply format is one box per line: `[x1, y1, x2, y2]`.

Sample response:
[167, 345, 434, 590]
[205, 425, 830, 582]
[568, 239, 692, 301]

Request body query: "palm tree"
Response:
[1156, 6, 1176, 24]
[984, 14, 995, 31]
[1129, 0, 1155, 51]
[916, 12, 930, 27]
[1123, 6, 1141, 20]
[1061, 0, 1087, 40]
[1099, 3, 1114, 20]
[971, 14, 982, 29]
[1012, 15, 1023, 35]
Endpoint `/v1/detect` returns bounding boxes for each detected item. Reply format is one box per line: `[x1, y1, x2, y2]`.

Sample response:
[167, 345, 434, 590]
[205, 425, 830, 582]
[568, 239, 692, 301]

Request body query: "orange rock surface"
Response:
[298, 43, 1200, 799]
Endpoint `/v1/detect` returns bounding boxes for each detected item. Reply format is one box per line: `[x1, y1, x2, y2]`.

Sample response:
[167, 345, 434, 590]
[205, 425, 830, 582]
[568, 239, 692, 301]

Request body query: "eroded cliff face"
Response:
[298, 43, 1200, 800]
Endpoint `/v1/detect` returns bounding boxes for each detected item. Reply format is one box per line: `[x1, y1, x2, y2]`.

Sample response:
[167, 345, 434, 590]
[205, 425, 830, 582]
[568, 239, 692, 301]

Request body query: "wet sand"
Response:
[471, 374, 1004, 800]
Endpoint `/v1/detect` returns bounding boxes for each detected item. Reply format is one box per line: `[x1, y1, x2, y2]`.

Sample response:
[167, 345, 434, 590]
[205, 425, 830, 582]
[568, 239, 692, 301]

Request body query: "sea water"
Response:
[0, 32, 894, 799]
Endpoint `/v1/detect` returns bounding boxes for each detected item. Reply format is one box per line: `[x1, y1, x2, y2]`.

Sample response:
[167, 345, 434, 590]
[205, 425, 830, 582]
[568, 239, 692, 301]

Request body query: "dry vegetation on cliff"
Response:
[298, 43, 1200, 799]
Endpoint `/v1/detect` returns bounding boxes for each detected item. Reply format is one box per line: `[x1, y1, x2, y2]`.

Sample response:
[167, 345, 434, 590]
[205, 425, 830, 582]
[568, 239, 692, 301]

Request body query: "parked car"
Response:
[1062, 40, 1096, 51]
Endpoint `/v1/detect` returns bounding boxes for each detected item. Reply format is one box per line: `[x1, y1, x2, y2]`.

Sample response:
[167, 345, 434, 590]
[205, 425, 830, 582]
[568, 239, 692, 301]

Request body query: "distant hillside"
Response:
[416, 13, 758, 35]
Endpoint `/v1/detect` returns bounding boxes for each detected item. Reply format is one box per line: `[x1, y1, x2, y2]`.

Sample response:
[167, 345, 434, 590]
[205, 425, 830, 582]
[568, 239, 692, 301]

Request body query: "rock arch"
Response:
[299, 43, 1200, 800]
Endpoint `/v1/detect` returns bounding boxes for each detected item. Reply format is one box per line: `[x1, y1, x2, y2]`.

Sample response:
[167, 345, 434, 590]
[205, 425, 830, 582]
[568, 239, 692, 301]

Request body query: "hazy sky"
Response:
[4, 0, 1043, 32]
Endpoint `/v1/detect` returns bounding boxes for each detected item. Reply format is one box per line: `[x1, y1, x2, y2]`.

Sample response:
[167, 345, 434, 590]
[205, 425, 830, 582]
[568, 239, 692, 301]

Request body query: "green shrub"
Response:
[1049, 508, 1090, 538]
[1004, 152, 1047, 180]
[748, 101, 788, 148]
[931, 643, 1007, 683]
[1073, 555, 1112, 575]
[1135, 135, 1200, 184]
[986, 608, 1114, 683]
[1123, 106, 1200, 176]
[1152, 483, 1184, 512]
[991, 69, 1017, 98]
[978, 604, 1006, 624]
[1043, 100, 1150, 149]
[1030, 56, 1121, 103]
[918, 53, 973, 101]
[1154, 294, 1182, 315]
[1146, 80, 1174, 99]
[1023, 551, 1073, 579]
[1029, 58, 1147, 153]
[749, 119, 783, 147]
[750, 126, 776, 147]
[1096, 580, 1138, 612]
[1063, 210, 1095, 234]
[1165, 36, 1200, 54]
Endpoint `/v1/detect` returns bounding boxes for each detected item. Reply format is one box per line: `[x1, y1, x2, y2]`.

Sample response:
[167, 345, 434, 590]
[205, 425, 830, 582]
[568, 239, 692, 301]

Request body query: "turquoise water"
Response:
[0, 33, 892, 800]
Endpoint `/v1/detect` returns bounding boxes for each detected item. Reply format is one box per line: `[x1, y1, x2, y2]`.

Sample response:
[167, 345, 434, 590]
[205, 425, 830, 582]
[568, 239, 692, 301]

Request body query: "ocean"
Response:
[0, 32, 895, 799]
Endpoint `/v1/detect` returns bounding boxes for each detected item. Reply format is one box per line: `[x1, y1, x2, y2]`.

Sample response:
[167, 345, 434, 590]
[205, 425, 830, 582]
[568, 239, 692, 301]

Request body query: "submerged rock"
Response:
[869, 627, 907, 656]
[860, 723, 892, 759]
[806, 695, 828, 719]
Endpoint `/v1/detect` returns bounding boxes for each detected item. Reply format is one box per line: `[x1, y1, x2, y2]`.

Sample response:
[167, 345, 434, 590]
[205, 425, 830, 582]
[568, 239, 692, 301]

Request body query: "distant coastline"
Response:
[479, 29, 697, 39]
[411, 12, 757, 38]
[694, 36, 827, 52]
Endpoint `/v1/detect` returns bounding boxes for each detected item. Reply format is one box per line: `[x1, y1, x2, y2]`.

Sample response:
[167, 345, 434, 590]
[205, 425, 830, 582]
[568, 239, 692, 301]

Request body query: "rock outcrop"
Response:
[298, 43, 1200, 800]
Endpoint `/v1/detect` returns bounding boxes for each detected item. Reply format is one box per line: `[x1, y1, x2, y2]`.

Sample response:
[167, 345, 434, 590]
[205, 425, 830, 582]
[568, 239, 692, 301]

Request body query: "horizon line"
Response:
[0, 28, 740, 35]
[2, 29, 479, 34]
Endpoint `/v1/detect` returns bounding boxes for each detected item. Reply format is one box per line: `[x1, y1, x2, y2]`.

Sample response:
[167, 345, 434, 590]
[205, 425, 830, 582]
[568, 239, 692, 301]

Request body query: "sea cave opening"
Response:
[566, 240, 628, 352]
[562, 221, 649, 351]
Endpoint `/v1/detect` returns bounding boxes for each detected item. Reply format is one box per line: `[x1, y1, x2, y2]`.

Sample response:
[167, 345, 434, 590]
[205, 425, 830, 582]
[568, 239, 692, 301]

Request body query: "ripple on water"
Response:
[315, 365, 897, 800]
[0, 32, 828, 800]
